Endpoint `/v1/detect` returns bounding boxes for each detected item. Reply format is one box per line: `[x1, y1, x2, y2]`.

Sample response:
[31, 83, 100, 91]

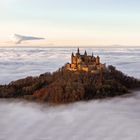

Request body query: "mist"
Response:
[0, 47, 140, 140]
[0, 90, 140, 140]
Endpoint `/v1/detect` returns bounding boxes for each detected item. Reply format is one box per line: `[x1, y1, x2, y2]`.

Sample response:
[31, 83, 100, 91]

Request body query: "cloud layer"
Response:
[0, 90, 140, 140]
[0, 47, 140, 84]
[0, 47, 140, 140]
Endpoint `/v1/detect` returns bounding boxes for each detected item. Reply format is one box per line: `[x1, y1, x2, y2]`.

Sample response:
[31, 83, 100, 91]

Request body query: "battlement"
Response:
[65, 48, 105, 73]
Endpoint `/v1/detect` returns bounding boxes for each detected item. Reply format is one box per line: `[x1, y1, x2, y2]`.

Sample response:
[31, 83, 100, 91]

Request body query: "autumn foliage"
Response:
[0, 65, 140, 104]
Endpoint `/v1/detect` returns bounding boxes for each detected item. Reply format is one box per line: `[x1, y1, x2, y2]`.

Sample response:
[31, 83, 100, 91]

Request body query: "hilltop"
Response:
[0, 66, 139, 104]
[0, 49, 140, 104]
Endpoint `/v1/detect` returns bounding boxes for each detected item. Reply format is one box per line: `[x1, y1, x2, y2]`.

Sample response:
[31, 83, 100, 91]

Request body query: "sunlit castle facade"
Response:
[65, 48, 105, 73]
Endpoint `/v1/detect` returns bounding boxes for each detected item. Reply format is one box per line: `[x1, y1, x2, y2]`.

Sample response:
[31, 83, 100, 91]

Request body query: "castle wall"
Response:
[71, 63, 77, 69]
[81, 66, 88, 72]
[66, 63, 71, 69]
[72, 56, 77, 64]
[66, 49, 105, 72]
[96, 56, 100, 65]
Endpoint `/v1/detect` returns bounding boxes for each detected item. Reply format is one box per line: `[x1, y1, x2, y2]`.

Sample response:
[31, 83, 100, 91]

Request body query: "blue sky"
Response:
[0, 0, 140, 46]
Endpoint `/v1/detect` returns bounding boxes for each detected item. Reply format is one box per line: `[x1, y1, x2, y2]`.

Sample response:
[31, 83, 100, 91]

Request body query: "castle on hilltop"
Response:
[65, 48, 105, 73]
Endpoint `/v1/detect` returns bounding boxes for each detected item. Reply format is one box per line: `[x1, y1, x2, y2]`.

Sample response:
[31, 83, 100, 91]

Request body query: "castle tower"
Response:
[77, 48, 80, 54]
[84, 50, 87, 56]
[96, 56, 100, 65]
[76, 48, 80, 56]
[92, 53, 94, 57]
[71, 52, 74, 64]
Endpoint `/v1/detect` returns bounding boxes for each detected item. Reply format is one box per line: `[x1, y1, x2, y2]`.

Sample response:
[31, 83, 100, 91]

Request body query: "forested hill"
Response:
[0, 65, 140, 104]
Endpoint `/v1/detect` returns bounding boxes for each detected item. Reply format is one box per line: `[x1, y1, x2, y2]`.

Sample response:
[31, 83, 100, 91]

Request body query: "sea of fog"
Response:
[0, 47, 140, 84]
[0, 47, 140, 140]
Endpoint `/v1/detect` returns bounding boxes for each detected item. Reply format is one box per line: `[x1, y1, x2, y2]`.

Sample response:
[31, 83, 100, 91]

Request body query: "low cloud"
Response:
[12, 34, 45, 44]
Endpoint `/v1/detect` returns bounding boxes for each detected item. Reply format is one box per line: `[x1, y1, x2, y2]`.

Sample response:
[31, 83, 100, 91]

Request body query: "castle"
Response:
[65, 48, 105, 73]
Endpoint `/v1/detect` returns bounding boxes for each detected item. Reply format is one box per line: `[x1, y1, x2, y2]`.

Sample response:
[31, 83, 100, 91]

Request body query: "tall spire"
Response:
[92, 52, 94, 57]
[84, 50, 87, 56]
[71, 52, 74, 64]
[71, 52, 74, 57]
[77, 48, 80, 54]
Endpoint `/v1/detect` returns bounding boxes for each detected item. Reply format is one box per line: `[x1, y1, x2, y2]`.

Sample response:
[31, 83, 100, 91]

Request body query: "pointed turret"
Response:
[71, 52, 74, 64]
[76, 48, 80, 56]
[96, 56, 100, 65]
[84, 50, 87, 56]
[71, 52, 74, 57]
[92, 52, 94, 57]
[77, 48, 80, 54]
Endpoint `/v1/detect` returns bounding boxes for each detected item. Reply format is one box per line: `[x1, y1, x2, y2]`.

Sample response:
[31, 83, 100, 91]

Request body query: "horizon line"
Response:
[0, 45, 140, 48]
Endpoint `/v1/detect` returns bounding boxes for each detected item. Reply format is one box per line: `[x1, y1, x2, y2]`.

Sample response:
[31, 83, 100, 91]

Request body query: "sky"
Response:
[0, 0, 140, 46]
